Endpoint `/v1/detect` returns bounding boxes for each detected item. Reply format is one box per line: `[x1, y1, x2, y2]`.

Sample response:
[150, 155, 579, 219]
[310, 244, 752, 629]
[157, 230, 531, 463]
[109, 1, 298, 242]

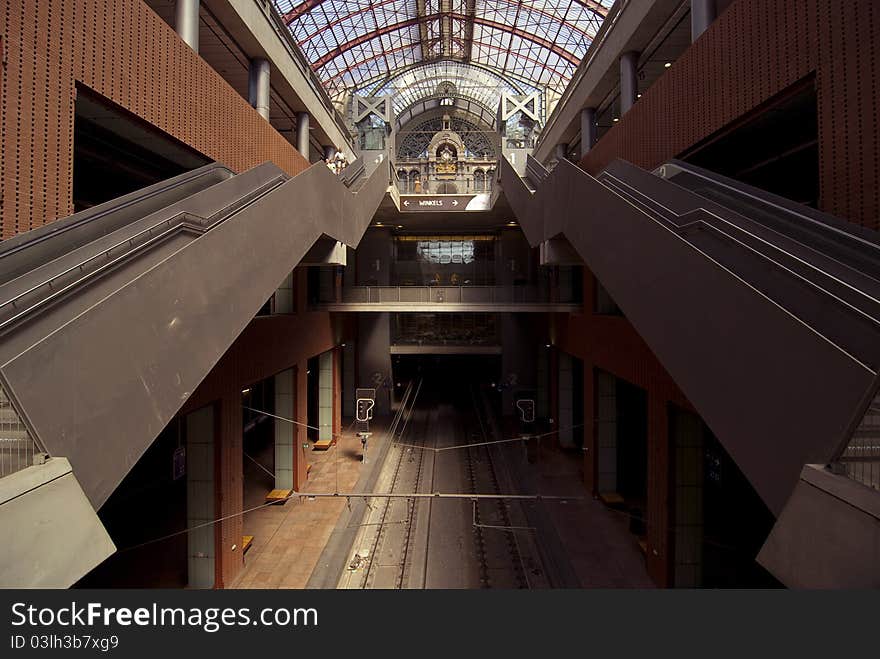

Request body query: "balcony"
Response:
[314, 285, 582, 312]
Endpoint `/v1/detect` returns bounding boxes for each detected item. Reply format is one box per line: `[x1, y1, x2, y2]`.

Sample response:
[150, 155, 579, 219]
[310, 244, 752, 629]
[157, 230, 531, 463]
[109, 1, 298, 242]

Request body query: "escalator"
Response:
[0, 157, 389, 586]
[500, 154, 880, 583]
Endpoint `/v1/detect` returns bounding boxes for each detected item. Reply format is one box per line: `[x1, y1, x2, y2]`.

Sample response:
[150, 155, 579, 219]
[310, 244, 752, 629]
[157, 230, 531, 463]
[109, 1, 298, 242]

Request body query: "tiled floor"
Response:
[231, 423, 375, 589]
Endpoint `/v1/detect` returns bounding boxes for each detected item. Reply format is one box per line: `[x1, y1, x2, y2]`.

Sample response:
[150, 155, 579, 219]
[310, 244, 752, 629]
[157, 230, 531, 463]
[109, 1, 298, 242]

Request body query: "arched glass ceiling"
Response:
[368, 60, 529, 115]
[273, 0, 614, 106]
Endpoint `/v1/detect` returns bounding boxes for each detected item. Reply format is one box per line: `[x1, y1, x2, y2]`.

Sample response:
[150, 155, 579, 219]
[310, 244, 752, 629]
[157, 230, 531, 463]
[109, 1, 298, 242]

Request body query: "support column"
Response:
[554, 143, 568, 162]
[670, 406, 704, 587]
[274, 369, 294, 490]
[582, 364, 597, 493]
[620, 51, 639, 115]
[296, 113, 310, 161]
[580, 107, 597, 159]
[294, 363, 309, 488]
[175, 0, 199, 53]
[342, 342, 356, 419]
[186, 406, 215, 588]
[318, 351, 333, 444]
[273, 271, 294, 314]
[558, 352, 574, 448]
[215, 392, 243, 588]
[646, 390, 672, 587]
[691, 0, 716, 42]
[332, 347, 342, 439]
[247, 58, 270, 120]
[548, 347, 559, 429]
[596, 371, 617, 496]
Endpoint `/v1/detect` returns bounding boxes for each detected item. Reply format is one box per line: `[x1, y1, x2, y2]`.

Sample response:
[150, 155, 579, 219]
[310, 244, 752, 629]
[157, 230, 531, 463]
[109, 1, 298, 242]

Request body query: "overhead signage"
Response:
[399, 194, 491, 212]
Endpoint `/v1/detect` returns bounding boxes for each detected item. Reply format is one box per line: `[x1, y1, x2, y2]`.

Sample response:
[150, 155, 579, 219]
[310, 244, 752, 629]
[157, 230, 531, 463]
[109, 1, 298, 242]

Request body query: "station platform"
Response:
[231, 419, 389, 589]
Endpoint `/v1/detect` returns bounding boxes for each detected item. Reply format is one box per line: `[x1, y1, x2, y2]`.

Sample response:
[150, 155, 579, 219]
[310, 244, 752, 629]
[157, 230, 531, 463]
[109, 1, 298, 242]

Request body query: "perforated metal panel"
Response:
[1, 0, 310, 239]
[582, 0, 880, 231]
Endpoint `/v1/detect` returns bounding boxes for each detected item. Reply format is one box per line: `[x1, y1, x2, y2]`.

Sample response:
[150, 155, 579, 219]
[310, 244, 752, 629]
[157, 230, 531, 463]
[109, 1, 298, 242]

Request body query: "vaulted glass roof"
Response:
[273, 0, 614, 108]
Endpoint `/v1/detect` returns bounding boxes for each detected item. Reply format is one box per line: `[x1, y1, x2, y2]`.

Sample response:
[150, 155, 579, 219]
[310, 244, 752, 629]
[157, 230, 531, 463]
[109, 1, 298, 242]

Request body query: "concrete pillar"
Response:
[332, 347, 342, 439]
[596, 371, 617, 494]
[342, 342, 356, 419]
[691, 0, 716, 42]
[296, 112, 310, 161]
[248, 58, 270, 120]
[323, 145, 337, 161]
[318, 351, 333, 443]
[670, 406, 704, 587]
[274, 369, 294, 490]
[646, 390, 672, 587]
[294, 362, 309, 488]
[186, 406, 214, 588]
[175, 0, 199, 53]
[537, 345, 549, 420]
[620, 51, 639, 115]
[554, 143, 568, 162]
[273, 271, 294, 314]
[582, 364, 597, 493]
[558, 352, 574, 448]
[215, 393, 243, 588]
[580, 107, 597, 159]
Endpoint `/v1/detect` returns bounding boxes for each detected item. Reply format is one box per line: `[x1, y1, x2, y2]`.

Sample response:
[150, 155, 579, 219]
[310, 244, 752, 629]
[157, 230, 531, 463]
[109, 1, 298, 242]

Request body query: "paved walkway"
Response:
[512, 440, 655, 588]
[231, 421, 379, 589]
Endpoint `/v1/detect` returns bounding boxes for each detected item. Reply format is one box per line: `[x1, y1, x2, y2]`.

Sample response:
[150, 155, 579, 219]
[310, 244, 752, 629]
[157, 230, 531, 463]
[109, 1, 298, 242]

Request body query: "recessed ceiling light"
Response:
[637, 93, 642, 98]
[397, 225, 403, 229]
[613, 117, 620, 122]
[664, 62, 672, 68]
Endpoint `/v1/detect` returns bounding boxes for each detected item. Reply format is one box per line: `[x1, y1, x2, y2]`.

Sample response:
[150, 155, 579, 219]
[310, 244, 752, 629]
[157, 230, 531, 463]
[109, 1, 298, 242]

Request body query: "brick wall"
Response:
[1, 0, 309, 239]
[582, 0, 880, 231]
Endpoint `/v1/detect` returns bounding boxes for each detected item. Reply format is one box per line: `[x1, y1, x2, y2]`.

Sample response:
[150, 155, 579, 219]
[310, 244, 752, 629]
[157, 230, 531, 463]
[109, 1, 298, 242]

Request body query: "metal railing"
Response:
[0, 384, 42, 478]
[837, 390, 880, 491]
[0, 177, 286, 336]
[337, 285, 577, 305]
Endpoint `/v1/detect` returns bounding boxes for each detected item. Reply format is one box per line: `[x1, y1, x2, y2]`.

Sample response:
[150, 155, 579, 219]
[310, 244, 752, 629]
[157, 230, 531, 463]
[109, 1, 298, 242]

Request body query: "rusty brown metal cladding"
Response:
[0, 0, 309, 240]
[581, 0, 880, 231]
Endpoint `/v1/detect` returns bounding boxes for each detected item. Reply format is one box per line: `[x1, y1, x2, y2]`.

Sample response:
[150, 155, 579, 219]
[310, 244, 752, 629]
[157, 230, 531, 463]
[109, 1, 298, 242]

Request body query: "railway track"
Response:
[359, 379, 428, 589]
[340, 381, 551, 589]
[465, 386, 530, 589]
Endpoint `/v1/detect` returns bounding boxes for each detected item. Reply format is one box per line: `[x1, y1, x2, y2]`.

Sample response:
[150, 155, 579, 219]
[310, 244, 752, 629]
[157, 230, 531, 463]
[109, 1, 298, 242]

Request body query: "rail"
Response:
[0, 384, 42, 478]
[0, 177, 286, 335]
[338, 285, 577, 305]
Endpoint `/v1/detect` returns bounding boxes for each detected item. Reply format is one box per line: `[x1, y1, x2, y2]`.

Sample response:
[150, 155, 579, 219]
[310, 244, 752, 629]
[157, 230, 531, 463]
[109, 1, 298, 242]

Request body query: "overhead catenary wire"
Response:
[118, 385, 582, 556]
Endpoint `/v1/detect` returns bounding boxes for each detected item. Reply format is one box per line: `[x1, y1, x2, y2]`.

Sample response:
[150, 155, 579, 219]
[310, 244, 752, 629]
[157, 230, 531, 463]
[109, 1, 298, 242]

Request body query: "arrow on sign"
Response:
[452, 199, 459, 206]
[403, 200, 410, 207]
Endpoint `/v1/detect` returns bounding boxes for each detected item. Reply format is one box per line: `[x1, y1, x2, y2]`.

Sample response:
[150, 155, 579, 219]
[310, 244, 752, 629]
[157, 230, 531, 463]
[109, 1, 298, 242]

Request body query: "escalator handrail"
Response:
[0, 175, 286, 333]
[660, 159, 880, 254]
[601, 170, 880, 328]
[0, 164, 234, 260]
[597, 174, 880, 371]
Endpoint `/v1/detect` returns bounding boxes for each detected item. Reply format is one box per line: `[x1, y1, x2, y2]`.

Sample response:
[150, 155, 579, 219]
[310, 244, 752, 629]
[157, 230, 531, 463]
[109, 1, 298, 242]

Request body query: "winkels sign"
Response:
[399, 194, 491, 212]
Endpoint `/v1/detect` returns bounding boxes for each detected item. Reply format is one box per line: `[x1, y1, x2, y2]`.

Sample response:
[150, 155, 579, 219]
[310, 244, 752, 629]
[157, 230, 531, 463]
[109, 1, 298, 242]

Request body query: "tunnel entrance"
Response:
[392, 354, 501, 399]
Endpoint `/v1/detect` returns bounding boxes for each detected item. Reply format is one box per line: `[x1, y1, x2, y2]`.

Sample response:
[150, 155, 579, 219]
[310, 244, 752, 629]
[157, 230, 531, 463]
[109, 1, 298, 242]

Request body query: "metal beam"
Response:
[285, 0, 610, 25]
[313, 13, 581, 69]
